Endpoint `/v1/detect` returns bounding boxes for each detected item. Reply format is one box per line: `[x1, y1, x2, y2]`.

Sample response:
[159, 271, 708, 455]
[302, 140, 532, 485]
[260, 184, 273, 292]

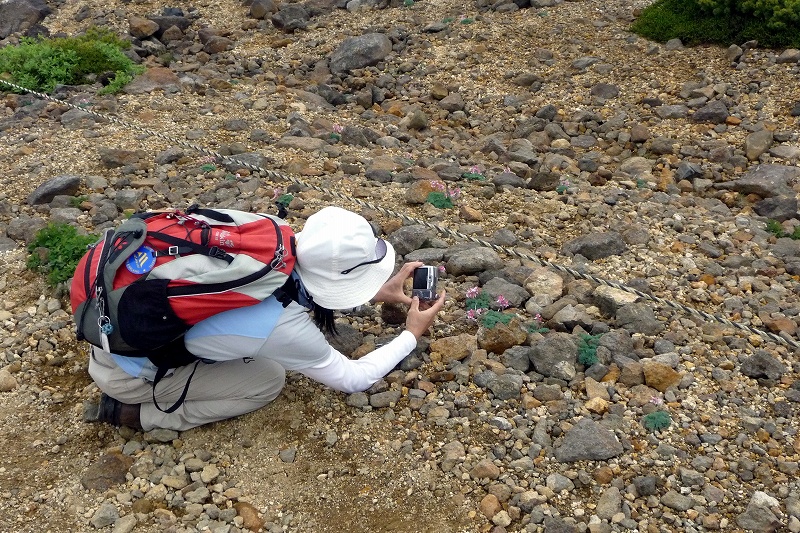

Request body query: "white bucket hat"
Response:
[295, 206, 396, 310]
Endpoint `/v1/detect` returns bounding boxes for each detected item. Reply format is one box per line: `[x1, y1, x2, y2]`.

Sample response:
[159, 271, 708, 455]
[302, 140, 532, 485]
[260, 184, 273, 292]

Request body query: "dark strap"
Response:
[186, 204, 235, 223]
[151, 360, 201, 413]
[148, 231, 235, 263]
[275, 201, 288, 219]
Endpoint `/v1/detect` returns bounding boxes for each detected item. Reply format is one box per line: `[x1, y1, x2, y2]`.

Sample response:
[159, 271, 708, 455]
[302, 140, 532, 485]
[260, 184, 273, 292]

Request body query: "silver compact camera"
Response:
[412, 266, 438, 301]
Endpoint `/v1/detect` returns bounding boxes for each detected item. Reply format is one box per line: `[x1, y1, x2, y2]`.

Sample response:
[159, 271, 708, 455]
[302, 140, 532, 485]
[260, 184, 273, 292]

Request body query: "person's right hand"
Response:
[405, 290, 446, 339]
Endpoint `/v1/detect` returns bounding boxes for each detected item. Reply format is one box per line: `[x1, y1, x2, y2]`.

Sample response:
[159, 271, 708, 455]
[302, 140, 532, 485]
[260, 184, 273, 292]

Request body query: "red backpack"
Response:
[71, 206, 296, 366]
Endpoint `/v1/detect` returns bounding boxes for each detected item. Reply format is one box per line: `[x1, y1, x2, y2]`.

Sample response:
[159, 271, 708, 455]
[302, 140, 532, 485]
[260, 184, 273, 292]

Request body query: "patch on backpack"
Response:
[125, 246, 157, 274]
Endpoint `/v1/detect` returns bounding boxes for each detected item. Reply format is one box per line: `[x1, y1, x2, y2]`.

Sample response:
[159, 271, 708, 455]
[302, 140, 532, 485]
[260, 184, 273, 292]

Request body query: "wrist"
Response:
[402, 329, 421, 342]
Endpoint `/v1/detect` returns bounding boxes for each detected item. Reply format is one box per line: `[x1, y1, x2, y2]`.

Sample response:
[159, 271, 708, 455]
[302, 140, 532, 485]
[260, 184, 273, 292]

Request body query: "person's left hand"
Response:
[371, 261, 423, 305]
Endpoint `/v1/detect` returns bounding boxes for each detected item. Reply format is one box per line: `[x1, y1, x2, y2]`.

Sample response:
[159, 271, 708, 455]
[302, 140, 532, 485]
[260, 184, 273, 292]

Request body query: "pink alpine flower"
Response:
[332, 124, 344, 134]
[466, 308, 484, 321]
[496, 295, 510, 309]
[466, 286, 480, 299]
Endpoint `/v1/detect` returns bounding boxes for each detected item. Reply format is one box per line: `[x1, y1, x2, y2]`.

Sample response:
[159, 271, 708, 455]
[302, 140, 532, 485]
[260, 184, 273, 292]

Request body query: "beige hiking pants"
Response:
[88, 347, 285, 431]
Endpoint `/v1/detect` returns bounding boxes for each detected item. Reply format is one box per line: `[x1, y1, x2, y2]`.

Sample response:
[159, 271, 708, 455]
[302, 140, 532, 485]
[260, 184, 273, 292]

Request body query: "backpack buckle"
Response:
[208, 246, 228, 260]
[270, 243, 287, 270]
[168, 246, 180, 256]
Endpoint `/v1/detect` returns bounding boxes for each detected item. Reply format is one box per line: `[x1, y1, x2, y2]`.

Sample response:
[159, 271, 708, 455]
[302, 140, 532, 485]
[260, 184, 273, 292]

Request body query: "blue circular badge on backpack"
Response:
[125, 246, 157, 274]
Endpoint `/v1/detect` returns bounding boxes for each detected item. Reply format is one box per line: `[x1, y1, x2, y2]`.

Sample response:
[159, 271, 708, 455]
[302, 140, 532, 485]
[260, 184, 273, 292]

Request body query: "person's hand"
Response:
[371, 261, 423, 306]
[405, 290, 446, 339]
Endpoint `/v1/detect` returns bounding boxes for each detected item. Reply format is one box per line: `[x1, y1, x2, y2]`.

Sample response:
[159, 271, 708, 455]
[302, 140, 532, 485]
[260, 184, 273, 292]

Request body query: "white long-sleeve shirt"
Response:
[183, 297, 416, 393]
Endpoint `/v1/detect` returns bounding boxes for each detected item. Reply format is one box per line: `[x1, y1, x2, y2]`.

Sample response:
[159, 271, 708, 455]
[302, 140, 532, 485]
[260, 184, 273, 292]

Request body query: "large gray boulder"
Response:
[554, 418, 624, 462]
[329, 33, 393, 73]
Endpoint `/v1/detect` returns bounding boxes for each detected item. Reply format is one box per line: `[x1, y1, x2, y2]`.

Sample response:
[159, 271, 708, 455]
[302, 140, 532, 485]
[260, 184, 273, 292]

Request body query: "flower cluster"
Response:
[332, 124, 344, 134]
[556, 176, 571, 194]
[527, 313, 549, 334]
[430, 180, 461, 200]
[465, 287, 513, 328]
[462, 165, 485, 181]
[199, 156, 217, 173]
[466, 308, 484, 321]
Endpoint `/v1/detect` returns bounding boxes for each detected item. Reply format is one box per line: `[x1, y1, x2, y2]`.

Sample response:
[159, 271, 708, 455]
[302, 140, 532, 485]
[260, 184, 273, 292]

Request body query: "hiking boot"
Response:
[83, 393, 143, 431]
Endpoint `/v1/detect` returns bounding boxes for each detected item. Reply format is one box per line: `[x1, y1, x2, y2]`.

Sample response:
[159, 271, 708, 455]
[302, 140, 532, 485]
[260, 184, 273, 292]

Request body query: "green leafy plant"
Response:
[276, 193, 294, 207]
[426, 191, 454, 209]
[200, 163, 217, 172]
[631, 0, 800, 48]
[465, 287, 489, 311]
[69, 195, 88, 208]
[697, 0, 800, 31]
[465, 288, 514, 329]
[642, 411, 672, 432]
[0, 27, 144, 94]
[577, 333, 601, 366]
[766, 219, 784, 236]
[27, 223, 97, 286]
[480, 310, 513, 329]
[765, 219, 800, 239]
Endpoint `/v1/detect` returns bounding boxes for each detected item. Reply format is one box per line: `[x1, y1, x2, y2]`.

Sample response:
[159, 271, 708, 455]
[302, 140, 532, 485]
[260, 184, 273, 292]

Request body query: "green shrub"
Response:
[631, 0, 800, 48]
[27, 223, 97, 286]
[0, 27, 143, 94]
[276, 193, 294, 207]
[698, 0, 800, 30]
[765, 219, 800, 239]
[426, 191, 454, 209]
[577, 333, 601, 366]
[480, 310, 513, 329]
[642, 411, 672, 432]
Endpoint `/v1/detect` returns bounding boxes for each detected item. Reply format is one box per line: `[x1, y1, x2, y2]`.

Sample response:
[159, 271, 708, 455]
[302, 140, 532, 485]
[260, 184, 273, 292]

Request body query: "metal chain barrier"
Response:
[2, 78, 797, 348]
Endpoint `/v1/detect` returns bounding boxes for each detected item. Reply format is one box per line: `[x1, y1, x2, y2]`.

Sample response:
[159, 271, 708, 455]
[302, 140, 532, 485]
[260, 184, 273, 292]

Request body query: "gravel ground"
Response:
[1, 0, 800, 532]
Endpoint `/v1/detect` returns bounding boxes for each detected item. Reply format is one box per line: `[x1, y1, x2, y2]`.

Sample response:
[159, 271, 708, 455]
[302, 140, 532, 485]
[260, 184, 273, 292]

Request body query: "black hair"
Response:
[313, 305, 338, 336]
[274, 276, 338, 336]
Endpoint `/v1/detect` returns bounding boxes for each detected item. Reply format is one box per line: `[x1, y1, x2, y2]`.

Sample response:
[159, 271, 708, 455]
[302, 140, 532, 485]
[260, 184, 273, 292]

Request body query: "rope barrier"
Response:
[2, 78, 796, 349]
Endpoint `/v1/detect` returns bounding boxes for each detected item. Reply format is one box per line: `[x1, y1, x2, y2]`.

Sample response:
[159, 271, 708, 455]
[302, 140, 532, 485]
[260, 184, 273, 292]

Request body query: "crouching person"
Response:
[84, 207, 445, 432]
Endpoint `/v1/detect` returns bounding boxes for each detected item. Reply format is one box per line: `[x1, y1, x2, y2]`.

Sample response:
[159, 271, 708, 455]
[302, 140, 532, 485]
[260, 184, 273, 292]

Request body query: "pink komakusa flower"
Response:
[466, 308, 484, 321]
[332, 124, 344, 134]
[466, 286, 480, 299]
[496, 295, 510, 309]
